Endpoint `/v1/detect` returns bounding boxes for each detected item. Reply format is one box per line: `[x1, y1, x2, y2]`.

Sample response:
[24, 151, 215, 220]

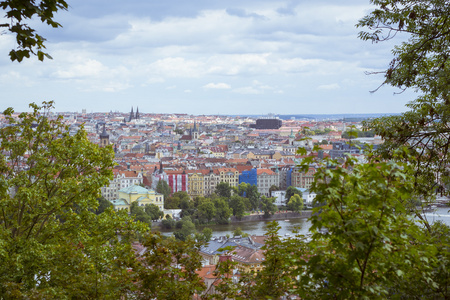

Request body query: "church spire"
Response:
[129, 107, 134, 122]
[99, 124, 109, 147]
[136, 106, 140, 119]
[192, 121, 199, 140]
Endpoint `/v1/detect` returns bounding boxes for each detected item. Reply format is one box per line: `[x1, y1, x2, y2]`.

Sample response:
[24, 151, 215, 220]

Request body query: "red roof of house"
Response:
[257, 168, 275, 175]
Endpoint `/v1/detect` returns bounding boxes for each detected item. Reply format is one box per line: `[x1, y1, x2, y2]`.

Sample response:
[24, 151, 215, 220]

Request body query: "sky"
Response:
[0, 0, 418, 115]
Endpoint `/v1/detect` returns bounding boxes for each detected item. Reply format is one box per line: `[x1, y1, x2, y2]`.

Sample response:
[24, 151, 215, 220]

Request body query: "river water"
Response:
[157, 207, 450, 238]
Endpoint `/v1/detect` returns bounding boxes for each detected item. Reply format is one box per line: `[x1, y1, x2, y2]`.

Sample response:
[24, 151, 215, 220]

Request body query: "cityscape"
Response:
[8, 107, 379, 210]
[1, 0, 450, 298]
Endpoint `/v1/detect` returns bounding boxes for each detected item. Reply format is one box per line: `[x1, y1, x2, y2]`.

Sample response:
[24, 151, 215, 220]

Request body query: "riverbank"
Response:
[230, 210, 312, 223]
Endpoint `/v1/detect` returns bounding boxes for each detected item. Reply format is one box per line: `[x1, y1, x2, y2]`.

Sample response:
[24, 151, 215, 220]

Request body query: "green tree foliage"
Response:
[96, 196, 113, 214]
[195, 227, 212, 243]
[161, 217, 176, 230]
[247, 184, 260, 210]
[130, 202, 163, 224]
[0, 102, 143, 297]
[212, 197, 232, 224]
[358, 0, 450, 199]
[287, 194, 303, 212]
[175, 191, 191, 208]
[296, 151, 435, 299]
[233, 227, 244, 237]
[145, 203, 164, 221]
[248, 222, 303, 299]
[135, 232, 205, 299]
[268, 185, 279, 194]
[173, 128, 184, 135]
[130, 202, 152, 225]
[164, 195, 181, 209]
[303, 127, 335, 136]
[221, 151, 450, 299]
[341, 128, 375, 139]
[259, 196, 277, 217]
[0, 0, 69, 61]
[193, 196, 206, 208]
[358, 0, 450, 95]
[195, 199, 216, 224]
[156, 179, 171, 201]
[173, 217, 196, 241]
[215, 182, 232, 198]
[207, 254, 240, 299]
[235, 182, 249, 196]
[229, 195, 246, 219]
[285, 186, 301, 202]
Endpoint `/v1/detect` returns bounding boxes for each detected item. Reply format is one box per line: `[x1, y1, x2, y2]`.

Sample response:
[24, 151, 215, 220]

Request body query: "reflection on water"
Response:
[158, 218, 312, 237]
[423, 207, 450, 226]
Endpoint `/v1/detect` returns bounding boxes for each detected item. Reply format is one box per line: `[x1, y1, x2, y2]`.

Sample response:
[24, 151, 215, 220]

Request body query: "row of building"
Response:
[101, 165, 316, 202]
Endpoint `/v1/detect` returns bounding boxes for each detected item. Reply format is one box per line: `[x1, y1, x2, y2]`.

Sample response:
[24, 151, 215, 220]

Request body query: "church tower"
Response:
[99, 124, 110, 147]
[135, 106, 140, 120]
[192, 121, 199, 140]
[289, 129, 295, 145]
[129, 107, 134, 122]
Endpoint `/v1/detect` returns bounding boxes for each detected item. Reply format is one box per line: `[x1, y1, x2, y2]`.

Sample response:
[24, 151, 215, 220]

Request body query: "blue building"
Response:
[239, 168, 257, 186]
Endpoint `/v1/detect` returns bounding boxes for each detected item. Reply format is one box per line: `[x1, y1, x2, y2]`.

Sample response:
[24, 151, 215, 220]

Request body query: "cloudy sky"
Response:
[0, 0, 417, 115]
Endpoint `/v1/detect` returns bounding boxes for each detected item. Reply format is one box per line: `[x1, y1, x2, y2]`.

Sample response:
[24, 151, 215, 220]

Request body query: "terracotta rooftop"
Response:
[256, 168, 275, 175]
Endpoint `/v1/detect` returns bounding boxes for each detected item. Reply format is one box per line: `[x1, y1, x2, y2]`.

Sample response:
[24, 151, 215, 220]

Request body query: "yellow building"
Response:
[211, 151, 225, 158]
[193, 168, 239, 196]
[188, 171, 206, 197]
[203, 170, 220, 196]
[110, 185, 164, 212]
[217, 168, 239, 188]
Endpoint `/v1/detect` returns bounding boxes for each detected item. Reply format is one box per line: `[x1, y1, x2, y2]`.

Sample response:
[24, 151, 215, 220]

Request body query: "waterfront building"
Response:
[257, 168, 280, 197]
[217, 168, 239, 188]
[187, 170, 208, 197]
[203, 169, 220, 196]
[277, 167, 293, 189]
[291, 167, 316, 189]
[271, 190, 287, 206]
[151, 164, 189, 194]
[239, 168, 257, 186]
[109, 185, 164, 212]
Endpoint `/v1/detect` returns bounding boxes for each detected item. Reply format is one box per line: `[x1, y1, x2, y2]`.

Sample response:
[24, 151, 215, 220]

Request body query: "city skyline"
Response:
[1, 0, 417, 114]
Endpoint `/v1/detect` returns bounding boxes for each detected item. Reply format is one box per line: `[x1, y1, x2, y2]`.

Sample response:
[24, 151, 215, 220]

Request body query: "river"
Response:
[157, 207, 450, 238]
[423, 206, 450, 226]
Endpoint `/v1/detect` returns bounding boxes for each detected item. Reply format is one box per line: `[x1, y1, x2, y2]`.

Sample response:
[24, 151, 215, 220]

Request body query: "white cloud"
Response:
[53, 59, 106, 79]
[0, 0, 414, 114]
[232, 79, 278, 95]
[95, 81, 132, 93]
[150, 57, 204, 78]
[203, 83, 231, 89]
[0, 71, 35, 87]
[232, 86, 261, 94]
[145, 77, 165, 84]
[317, 83, 341, 90]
